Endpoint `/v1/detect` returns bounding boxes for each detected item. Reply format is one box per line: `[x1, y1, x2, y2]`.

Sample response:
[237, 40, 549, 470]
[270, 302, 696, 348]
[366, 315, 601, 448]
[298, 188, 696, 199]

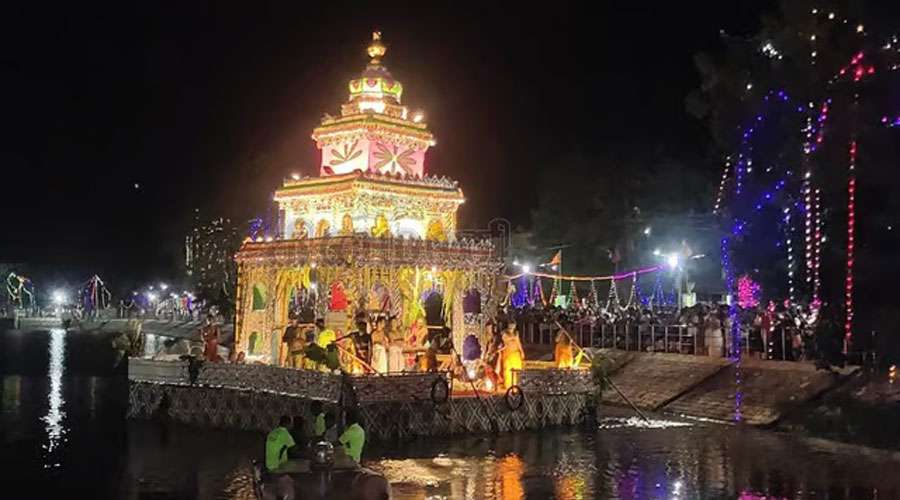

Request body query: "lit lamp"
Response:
[666, 253, 680, 270]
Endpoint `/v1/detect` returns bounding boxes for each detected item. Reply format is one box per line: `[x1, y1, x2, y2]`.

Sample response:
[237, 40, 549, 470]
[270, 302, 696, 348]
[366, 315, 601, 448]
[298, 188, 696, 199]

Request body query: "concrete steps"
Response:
[597, 350, 857, 425]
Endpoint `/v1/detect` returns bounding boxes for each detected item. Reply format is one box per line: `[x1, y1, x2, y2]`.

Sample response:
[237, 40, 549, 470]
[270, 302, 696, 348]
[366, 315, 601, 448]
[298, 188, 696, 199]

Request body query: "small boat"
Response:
[252, 442, 390, 500]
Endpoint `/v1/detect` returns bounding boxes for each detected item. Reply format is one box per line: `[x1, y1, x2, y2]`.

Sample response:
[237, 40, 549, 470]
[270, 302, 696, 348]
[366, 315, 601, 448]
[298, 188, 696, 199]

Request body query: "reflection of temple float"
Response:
[234, 32, 501, 368]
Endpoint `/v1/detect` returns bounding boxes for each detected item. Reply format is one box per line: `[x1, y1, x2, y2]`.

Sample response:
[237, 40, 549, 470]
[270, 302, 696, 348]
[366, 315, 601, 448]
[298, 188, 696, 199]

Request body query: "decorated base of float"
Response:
[127, 358, 597, 438]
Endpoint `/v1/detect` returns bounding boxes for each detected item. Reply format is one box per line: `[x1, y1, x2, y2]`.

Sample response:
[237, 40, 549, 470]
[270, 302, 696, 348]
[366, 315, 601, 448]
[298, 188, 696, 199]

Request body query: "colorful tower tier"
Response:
[277, 31, 461, 242]
[312, 31, 434, 179]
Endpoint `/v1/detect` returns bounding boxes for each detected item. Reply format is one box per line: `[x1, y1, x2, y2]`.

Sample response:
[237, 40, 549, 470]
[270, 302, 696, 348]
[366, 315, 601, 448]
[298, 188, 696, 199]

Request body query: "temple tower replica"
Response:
[234, 33, 501, 363]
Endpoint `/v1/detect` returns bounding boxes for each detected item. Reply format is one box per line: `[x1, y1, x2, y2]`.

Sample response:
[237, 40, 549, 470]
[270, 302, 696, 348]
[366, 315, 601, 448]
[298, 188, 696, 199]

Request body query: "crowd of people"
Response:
[266, 310, 533, 392]
[505, 300, 821, 361]
[265, 402, 366, 472]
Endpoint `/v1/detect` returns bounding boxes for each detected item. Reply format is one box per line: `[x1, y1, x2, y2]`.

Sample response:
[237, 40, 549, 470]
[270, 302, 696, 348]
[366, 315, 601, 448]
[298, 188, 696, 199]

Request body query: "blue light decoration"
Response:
[733, 90, 791, 198]
[720, 236, 742, 422]
[881, 115, 900, 127]
[248, 217, 265, 240]
[649, 271, 666, 310]
[511, 275, 529, 309]
[718, 91, 800, 423]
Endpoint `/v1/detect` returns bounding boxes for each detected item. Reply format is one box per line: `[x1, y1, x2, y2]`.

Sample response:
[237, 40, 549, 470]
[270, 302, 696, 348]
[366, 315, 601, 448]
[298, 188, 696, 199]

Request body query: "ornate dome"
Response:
[347, 32, 404, 111]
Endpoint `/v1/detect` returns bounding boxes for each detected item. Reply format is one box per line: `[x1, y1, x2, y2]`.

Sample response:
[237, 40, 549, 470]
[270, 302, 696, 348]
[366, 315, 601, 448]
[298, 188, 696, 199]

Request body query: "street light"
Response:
[52, 290, 67, 305]
[160, 283, 169, 291]
[666, 253, 680, 270]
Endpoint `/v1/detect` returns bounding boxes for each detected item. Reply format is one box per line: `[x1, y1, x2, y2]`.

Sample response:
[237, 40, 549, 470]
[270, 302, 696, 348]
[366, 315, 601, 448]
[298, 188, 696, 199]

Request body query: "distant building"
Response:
[185, 216, 242, 306]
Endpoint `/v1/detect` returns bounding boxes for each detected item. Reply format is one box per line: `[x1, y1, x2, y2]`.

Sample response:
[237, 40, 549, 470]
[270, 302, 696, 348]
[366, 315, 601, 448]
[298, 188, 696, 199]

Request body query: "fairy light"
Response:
[837, 52, 875, 82]
[785, 207, 796, 303]
[761, 41, 783, 60]
[737, 275, 761, 308]
[813, 188, 823, 302]
[734, 90, 791, 198]
[713, 157, 731, 214]
[844, 140, 857, 353]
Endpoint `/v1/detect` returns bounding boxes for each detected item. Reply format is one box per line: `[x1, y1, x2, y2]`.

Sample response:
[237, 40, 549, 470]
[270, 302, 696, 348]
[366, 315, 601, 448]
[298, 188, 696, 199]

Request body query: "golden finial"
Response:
[367, 31, 386, 64]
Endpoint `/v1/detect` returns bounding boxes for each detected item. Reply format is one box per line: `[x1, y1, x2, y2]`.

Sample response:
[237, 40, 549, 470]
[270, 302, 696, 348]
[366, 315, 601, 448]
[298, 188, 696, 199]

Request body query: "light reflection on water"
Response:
[364, 415, 900, 500]
[41, 328, 67, 469]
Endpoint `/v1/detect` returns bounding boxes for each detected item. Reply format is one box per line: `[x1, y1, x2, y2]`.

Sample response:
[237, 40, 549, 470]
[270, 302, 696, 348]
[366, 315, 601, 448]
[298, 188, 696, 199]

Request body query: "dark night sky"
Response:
[1, 1, 774, 287]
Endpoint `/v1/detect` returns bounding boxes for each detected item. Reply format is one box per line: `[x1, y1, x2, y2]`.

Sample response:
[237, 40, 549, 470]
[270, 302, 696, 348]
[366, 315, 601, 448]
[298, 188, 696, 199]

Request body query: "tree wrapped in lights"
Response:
[690, 0, 900, 356]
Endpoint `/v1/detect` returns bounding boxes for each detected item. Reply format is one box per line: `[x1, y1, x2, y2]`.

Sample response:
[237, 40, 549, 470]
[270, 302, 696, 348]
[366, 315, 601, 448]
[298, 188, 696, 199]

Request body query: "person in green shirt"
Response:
[338, 410, 366, 463]
[265, 416, 296, 471]
[315, 318, 336, 349]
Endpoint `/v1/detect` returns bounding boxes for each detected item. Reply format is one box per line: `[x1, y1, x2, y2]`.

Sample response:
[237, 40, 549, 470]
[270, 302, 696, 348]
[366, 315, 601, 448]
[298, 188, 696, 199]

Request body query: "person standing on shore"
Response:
[200, 314, 221, 362]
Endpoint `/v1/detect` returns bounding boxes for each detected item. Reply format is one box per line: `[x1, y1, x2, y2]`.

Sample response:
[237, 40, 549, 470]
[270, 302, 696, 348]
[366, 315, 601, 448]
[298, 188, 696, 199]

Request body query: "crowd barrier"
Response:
[519, 321, 804, 361]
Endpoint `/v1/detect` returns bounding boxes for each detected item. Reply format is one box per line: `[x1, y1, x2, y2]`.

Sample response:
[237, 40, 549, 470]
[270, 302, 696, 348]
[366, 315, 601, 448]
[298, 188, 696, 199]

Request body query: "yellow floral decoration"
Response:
[340, 214, 354, 236]
[426, 219, 447, 242]
[315, 219, 331, 237]
[371, 213, 391, 238]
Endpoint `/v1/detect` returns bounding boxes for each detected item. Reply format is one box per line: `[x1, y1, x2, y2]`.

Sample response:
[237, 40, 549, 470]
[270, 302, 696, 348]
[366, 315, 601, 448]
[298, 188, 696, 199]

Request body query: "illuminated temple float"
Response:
[233, 32, 501, 368]
[128, 33, 597, 439]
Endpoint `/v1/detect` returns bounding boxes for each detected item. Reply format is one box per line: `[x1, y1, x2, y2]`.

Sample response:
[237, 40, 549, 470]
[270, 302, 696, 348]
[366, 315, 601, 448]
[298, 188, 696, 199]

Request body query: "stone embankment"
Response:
[592, 349, 858, 425]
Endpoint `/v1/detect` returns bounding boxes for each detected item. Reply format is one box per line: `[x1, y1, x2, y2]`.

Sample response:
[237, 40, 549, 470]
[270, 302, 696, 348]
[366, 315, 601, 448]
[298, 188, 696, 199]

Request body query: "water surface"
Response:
[1, 329, 897, 499]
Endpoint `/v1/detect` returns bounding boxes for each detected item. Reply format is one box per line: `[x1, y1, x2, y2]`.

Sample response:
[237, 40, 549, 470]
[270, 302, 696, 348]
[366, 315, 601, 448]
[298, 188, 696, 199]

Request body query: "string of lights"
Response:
[712, 157, 731, 214]
[844, 140, 857, 353]
[813, 188, 823, 303]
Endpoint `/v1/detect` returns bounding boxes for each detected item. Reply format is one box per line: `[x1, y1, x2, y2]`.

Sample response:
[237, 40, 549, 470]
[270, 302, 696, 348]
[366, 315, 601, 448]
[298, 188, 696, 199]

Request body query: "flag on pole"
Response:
[548, 251, 562, 266]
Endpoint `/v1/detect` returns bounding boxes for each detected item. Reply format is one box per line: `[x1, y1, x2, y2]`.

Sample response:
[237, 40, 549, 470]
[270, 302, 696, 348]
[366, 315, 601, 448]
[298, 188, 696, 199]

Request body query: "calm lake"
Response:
[1, 329, 897, 499]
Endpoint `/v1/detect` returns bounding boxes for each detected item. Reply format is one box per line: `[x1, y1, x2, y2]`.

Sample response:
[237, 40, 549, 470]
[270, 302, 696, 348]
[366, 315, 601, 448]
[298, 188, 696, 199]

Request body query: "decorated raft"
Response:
[128, 34, 599, 437]
[127, 359, 597, 438]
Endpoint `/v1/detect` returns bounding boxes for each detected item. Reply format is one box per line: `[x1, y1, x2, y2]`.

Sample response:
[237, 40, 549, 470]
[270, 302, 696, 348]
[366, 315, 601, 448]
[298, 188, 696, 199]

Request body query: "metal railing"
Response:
[520, 320, 806, 361]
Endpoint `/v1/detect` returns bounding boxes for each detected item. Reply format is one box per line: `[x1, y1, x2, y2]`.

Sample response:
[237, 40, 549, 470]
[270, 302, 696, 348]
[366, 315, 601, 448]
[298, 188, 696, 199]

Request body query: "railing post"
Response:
[782, 328, 787, 361]
[664, 326, 669, 353]
[651, 325, 656, 352]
